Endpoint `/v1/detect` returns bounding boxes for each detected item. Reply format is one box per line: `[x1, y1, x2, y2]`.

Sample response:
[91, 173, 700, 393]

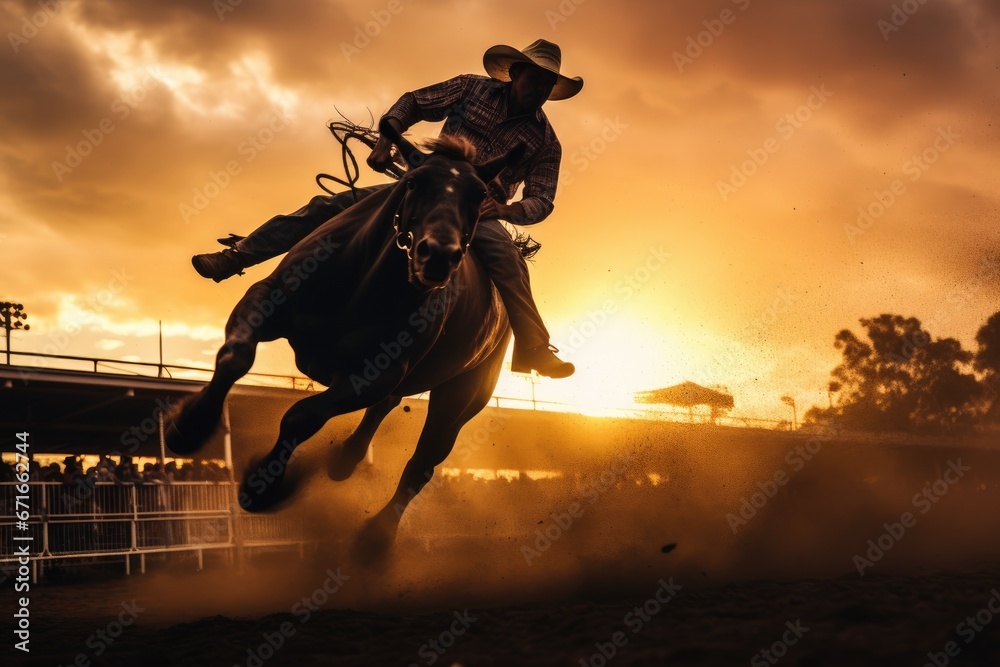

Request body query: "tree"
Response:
[974, 311, 1000, 425]
[807, 314, 981, 434]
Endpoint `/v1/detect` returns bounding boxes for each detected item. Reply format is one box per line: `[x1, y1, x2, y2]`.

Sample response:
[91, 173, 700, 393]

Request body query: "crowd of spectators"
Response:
[1, 455, 233, 555]
[0, 455, 229, 485]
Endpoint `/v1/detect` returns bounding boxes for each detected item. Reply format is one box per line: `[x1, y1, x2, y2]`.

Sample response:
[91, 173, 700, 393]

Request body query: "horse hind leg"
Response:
[328, 395, 402, 481]
[240, 377, 400, 513]
[166, 283, 272, 455]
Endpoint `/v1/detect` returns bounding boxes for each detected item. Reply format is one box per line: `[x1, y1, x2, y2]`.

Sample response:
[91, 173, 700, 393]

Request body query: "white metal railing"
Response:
[0, 482, 307, 575]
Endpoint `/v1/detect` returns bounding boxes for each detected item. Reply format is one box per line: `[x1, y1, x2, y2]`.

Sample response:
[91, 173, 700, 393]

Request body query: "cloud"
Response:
[3, 0, 997, 416]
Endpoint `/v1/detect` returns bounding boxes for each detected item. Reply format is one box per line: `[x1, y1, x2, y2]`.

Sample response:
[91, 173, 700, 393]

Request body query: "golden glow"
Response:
[5, 1, 996, 423]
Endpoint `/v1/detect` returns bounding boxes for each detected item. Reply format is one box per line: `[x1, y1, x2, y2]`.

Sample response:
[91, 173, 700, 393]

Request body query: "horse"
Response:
[166, 120, 523, 553]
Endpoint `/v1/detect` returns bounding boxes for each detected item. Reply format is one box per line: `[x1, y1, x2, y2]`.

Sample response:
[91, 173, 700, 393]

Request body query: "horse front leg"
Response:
[166, 282, 276, 455]
[354, 344, 507, 562]
[239, 374, 402, 512]
[355, 420, 463, 561]
[327, 395, 402, 481]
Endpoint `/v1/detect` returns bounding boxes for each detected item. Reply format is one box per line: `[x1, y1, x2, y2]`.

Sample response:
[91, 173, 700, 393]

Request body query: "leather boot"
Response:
[191, 249, 246, 282]
[511, 344, 575, 378]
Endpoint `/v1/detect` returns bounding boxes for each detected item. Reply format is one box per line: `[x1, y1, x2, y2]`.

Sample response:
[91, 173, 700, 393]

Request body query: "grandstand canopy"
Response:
[0, 365, 319, 460]
[634, 381, 734, 411]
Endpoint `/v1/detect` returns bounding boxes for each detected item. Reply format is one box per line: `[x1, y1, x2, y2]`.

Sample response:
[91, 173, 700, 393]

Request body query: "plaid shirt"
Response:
[384, 74, 561, 224]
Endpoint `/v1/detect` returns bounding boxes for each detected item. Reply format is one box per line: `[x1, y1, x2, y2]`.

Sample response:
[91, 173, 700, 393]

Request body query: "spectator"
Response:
[44, 462, 63, 481]
[62, 456, 83, 485]
[115, 455, 140, 484]
[95, 454, 116, 481]
[143, 462, 167, 484]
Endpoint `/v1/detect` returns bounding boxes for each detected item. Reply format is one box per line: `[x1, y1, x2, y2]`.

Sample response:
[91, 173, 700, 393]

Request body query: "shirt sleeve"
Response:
[383, 74, 474, 129]
[514, 140, 560, 224]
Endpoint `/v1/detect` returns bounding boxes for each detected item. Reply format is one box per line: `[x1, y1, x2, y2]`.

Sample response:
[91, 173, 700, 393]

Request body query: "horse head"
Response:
[379, 118, 524, 290]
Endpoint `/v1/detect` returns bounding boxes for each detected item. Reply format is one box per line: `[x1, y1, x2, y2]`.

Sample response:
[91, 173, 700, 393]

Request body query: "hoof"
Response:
[238, 456, 298, 513]
[164, 422, 201, 456]
[350, 514, 398, 564]
[327, 443, 367, 481]
[164, 391, 219, 455]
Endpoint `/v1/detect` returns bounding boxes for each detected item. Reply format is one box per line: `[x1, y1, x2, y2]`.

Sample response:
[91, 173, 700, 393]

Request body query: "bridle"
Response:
[392, 182, 415, 259]
[391, 177, 477, 261]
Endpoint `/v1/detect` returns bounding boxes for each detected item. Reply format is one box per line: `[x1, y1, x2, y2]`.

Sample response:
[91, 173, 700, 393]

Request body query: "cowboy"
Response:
[191, 39, 582, 378]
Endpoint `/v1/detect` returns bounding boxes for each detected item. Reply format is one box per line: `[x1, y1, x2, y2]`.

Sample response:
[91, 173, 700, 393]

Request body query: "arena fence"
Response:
[0, 482, 310, 582]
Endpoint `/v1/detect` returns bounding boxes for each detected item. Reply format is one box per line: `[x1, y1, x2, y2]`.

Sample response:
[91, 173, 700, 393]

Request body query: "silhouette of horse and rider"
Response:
[166, 39, 583, 552]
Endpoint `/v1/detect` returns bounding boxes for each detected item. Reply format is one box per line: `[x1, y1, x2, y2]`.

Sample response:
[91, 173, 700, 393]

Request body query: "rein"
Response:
[317, 115, 406, 202]
[320, 113, 476, 279]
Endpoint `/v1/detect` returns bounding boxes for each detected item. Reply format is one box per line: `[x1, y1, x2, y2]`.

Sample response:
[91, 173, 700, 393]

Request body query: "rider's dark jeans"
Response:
[233, 186, 550, 352]
[235, 185, 386, 264]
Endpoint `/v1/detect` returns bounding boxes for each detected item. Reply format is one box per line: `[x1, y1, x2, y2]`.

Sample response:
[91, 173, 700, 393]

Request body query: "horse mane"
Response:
[422, 135, 476, 164]
[417, 135, 540, 260]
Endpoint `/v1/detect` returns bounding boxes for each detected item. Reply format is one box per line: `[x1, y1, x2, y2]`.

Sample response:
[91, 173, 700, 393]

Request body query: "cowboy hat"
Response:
[483, 39, 584, 101]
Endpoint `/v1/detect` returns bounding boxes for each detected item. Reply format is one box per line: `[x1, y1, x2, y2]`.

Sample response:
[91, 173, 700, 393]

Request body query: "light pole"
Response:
[780, 394, 797, 431]
[0, 302, 30, 365]
[827, 381, 840, 410]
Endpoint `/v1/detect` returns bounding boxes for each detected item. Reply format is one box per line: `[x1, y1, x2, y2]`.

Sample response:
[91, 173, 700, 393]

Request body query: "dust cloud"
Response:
[128, 406, 1000, 626]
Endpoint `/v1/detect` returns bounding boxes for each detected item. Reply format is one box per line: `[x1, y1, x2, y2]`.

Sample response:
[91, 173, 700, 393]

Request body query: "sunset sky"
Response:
[2, 0, 998, 419]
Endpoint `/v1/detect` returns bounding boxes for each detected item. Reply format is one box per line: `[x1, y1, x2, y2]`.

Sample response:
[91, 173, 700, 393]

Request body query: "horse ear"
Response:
[378, 117, 427, 169]
[476, 143, 526, 184]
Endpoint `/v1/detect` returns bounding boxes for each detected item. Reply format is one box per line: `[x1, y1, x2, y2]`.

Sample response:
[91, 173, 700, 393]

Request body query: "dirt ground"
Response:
[7, 425, 1000, 666]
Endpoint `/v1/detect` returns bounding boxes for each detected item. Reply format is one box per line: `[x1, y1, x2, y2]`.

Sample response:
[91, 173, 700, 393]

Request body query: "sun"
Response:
[495, 316, 706, 415]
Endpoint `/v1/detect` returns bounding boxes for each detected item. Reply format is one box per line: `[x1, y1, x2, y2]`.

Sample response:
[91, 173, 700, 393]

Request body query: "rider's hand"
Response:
[480, 198, 523, 223]
[367, 137, 394, 173]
